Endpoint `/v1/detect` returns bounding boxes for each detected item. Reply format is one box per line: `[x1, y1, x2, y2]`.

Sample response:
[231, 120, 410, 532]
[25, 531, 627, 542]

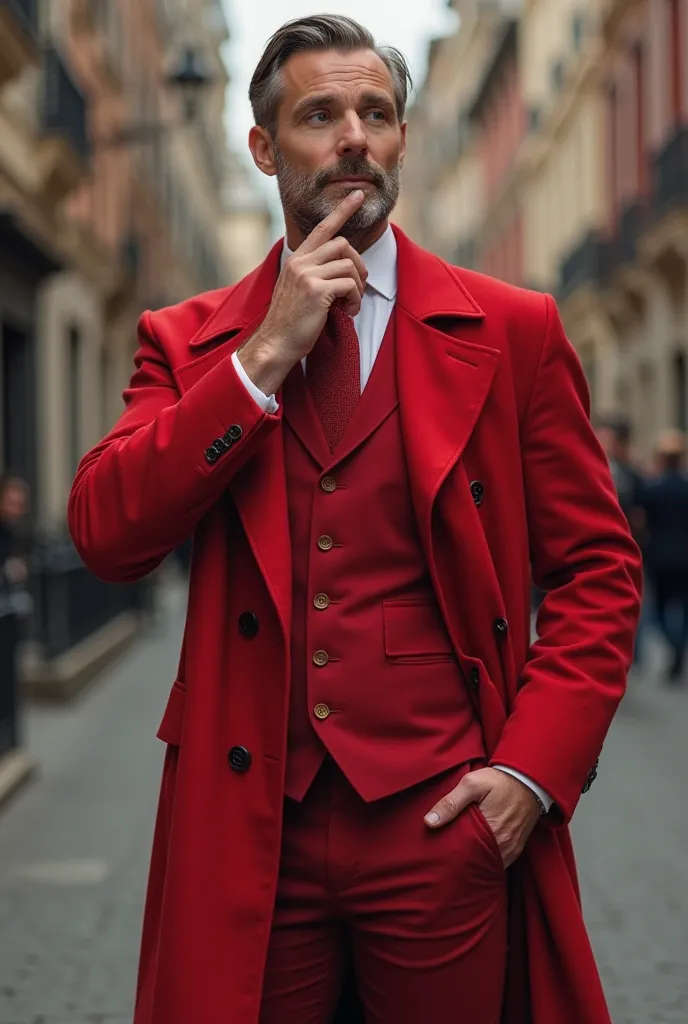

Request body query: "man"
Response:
[68, 16, 641, 1024]
[637, 430, 688, 683]
[595, 417, 646, 539]
[595, 417, 647, 661]
[0, 473, 32, 753]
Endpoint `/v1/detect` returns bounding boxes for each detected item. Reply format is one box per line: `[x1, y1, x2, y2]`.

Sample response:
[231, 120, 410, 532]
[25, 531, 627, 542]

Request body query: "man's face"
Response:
[257, 48, 406, 241]
[596, 427, 626, 462]
[0, 483, 28, 523]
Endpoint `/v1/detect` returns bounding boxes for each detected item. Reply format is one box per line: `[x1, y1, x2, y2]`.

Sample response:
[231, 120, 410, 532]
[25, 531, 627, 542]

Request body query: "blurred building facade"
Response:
[397, 0, 688, 459]
[0, 0, 270, 689]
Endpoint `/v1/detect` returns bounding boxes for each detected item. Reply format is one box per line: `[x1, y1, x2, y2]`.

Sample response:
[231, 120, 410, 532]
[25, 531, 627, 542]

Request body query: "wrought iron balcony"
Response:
[42, 45, 89, 162]
[559, 231, 610, 299]
[121, 233, 141, 281]
[651, 125, 688, 213]
[606, 200, 648, 274]
[0, 0, 40, 88]
[35, 45, 89, 201]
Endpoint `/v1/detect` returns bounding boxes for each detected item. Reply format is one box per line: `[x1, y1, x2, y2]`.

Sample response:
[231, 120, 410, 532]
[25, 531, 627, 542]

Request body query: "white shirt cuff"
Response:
[493, 765, 554, 813]
[231, 350, 279, 414]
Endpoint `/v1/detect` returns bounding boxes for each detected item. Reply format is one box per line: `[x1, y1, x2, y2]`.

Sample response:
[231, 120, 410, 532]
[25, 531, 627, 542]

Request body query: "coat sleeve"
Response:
[489, 294, 642, 825]
[68, 310, 279, 583]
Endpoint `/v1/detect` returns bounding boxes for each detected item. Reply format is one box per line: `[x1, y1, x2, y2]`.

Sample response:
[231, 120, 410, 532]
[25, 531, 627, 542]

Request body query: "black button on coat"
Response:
[238, 611, 259, 638]
[228, 746, 252, 773]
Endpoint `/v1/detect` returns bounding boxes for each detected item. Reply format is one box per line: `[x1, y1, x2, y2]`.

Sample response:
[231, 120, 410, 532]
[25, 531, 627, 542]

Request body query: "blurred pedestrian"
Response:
[596, 417, 648, 661]
[0, 473, 31, 595]
[68, 16, 641, 1024]
[637, 430, 688, 684]
[595, 418, 645, 531]
[0, 473, 31, 755]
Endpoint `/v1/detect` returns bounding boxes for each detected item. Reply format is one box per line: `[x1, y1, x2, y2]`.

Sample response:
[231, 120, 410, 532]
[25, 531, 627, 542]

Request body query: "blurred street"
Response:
[0, 584, 683, 1024]
[0, 584, 185, 1024]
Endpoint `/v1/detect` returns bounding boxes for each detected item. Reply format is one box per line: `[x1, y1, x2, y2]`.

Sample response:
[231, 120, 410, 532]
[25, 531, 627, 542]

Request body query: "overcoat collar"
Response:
[187, 224, 486, 348]
[179, 226, 500, 645]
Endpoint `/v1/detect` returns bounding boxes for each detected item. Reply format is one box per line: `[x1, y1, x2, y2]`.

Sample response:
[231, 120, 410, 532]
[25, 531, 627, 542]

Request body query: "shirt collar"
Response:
[280, 223, 397, 301]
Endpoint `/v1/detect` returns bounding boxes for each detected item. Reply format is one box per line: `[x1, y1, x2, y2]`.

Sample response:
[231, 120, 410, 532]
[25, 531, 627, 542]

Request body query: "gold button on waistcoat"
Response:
[317, 535, 334, 552]
[312, 650, 329, 667]
[313, 703, 331, 720]
[313, 593, 330, 610]
[320, 476, 337, 493]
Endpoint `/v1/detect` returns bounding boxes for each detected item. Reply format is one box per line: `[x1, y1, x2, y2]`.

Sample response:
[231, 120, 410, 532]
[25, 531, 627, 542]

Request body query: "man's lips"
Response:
[327, 177, 375, 185]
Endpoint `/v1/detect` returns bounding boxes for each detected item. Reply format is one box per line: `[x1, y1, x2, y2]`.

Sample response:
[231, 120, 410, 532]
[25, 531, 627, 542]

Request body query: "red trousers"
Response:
[260, 759, 508, 1023]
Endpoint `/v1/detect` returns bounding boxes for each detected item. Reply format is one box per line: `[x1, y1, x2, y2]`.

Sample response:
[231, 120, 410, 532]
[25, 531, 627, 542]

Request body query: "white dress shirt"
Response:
[231, 225, 553, 814]
[232, 224, 398, 412]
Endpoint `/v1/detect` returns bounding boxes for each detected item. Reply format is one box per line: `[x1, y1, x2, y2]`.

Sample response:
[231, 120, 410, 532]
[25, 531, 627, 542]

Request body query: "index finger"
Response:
[296, 189, 365, 255]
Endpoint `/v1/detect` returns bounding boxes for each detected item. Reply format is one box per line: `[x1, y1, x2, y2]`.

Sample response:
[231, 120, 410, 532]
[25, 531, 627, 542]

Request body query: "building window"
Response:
[673, 350, 687, 431]
[638, 362, 656, 444]
[633, 42, 648, 195]
[572, 13, 585, 51]
[68, 326, 81, 476]
[100, 344, 111, 435]
[669, 0, 683, 124]
[616, 372, 630, 411]
[527, 104, 542, 133]
[607, 83, 619, 225]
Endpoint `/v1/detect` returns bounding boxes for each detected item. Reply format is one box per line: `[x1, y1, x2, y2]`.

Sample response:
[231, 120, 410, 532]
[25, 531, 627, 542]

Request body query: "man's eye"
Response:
[308, 111, 329, 124]
[368, 110, 387, 121]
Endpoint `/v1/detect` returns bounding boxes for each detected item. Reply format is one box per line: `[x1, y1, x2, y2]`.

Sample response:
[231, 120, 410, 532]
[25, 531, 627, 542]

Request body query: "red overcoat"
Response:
[68, 227, 641, 1024]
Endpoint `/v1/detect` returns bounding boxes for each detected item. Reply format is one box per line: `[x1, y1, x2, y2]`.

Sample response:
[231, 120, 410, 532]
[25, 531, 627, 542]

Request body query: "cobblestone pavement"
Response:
[0, 586, 686, 1023]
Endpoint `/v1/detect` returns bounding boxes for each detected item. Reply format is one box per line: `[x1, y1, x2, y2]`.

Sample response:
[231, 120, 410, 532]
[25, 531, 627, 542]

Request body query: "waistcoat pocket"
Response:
[383, 599, 455, 664]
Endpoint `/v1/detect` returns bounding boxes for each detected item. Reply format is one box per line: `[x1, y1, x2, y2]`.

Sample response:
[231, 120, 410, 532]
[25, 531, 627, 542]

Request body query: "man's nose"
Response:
[336, 113, 368, 155]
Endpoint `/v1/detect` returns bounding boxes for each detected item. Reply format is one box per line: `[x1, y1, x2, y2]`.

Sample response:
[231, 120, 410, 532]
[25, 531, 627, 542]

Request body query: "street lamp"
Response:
[94, 44, 214, 149]
[168, 45, 214, 123]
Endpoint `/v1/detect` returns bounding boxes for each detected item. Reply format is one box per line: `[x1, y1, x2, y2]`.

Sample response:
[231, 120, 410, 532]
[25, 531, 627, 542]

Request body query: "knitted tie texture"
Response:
[306, 305, 361, 452]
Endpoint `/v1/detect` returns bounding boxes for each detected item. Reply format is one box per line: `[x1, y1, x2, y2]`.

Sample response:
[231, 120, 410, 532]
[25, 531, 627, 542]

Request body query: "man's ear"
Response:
[249, 125, 277, 177]
[399, 120, 408, 167]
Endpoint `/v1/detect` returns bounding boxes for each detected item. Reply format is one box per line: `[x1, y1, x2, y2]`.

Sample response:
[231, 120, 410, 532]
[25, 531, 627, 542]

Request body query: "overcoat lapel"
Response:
[393, 228, 504, 729]
[174, 241, 294, 640]
[281, 362, 332, 468]
[393, 226, 498, 533]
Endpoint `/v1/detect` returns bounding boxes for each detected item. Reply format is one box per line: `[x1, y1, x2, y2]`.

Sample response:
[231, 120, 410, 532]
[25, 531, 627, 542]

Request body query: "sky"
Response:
[220, 0, 457, 215]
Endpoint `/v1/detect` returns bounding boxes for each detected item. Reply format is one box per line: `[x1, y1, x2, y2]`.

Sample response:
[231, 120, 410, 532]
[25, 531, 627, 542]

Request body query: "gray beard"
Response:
[274, 149, 402, 247]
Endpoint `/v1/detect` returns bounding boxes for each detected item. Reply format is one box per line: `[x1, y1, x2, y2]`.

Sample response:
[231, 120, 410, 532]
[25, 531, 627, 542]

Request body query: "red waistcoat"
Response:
[283, 309, 484, 802]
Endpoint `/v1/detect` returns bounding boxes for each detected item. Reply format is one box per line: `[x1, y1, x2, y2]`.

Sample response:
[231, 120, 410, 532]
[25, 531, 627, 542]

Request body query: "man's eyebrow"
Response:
[359, 91, 397, 113]
[291, 91, 397, 121]
[291, 94, 338, 120]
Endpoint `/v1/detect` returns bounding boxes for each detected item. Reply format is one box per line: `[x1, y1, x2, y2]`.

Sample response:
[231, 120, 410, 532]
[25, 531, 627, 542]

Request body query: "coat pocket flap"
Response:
[156, 681, 187, 746]
[382, 600, 454, 657]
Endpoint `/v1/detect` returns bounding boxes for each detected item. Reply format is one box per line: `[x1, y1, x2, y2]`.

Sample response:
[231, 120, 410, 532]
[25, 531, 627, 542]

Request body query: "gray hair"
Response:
[249, 15, 413, 137]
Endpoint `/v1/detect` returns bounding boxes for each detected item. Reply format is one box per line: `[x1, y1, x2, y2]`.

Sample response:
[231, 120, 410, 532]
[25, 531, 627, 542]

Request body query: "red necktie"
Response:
[306, 305, 361, 452]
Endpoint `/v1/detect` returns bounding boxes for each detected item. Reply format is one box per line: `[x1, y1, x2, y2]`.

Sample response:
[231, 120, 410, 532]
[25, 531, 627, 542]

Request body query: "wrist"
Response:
[236, 331, 293, 398]
[493, 766, 547, 816]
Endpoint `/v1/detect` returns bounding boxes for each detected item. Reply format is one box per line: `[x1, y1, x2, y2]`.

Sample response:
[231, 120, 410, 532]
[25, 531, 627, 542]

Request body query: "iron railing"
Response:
[651, 125, 688, 212]
[29, 540, 147, 660]
[0, 606, 20, 757]
[42, 45, 89, 162]
[606, 200, 648, 273]
[559, 231, 610, 298]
